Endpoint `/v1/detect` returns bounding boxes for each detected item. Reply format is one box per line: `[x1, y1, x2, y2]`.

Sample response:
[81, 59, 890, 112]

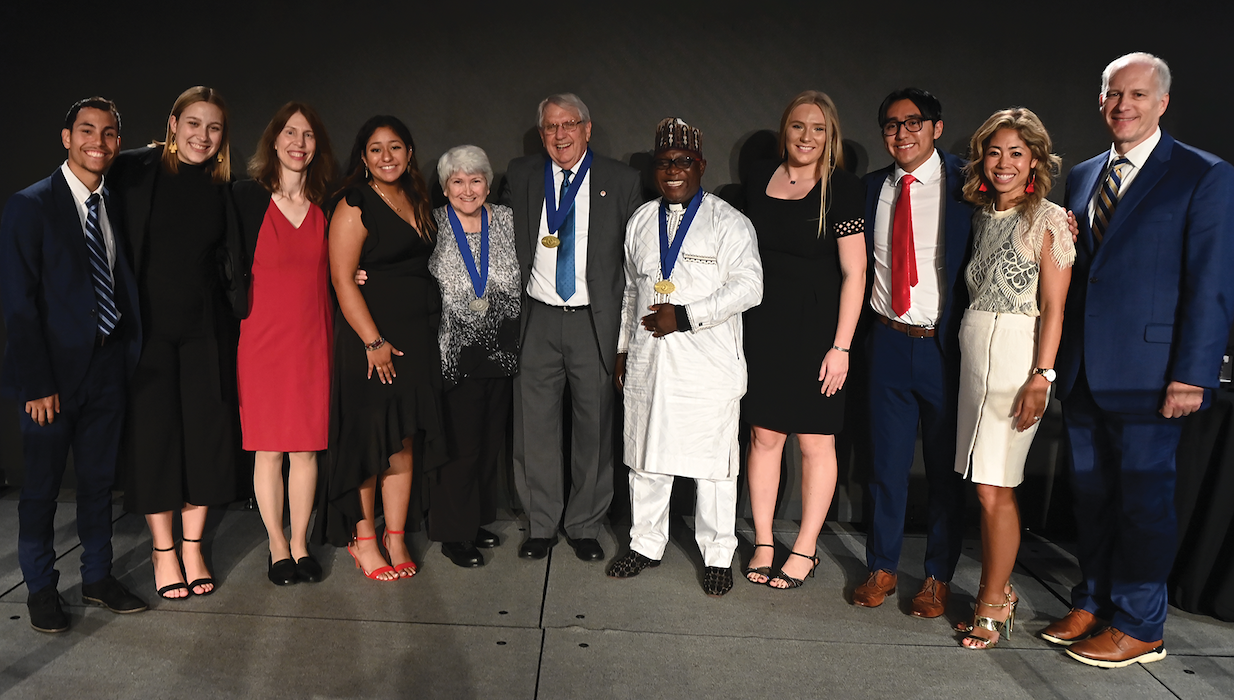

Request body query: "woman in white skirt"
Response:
[954, 108, 1074, 649]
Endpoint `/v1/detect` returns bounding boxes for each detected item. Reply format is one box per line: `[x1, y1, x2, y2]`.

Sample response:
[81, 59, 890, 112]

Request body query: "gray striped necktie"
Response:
[84, 193, 119, 335]
[1092, 157, 1131, 244]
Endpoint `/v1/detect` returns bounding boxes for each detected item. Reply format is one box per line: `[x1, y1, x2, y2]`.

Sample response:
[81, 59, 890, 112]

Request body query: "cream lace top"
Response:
[965, 199, 1074, 316]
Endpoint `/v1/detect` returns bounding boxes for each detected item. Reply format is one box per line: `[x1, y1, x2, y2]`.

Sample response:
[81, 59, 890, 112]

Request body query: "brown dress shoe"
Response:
[911, 576, 949, 618]
[852, 569, 897, 607]
[1065, 627, 1166, 668]
[1039, 608, 1103, 646]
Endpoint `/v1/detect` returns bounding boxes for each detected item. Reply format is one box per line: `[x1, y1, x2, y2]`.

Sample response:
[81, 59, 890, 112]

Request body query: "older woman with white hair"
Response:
[425, 145, 521, 567]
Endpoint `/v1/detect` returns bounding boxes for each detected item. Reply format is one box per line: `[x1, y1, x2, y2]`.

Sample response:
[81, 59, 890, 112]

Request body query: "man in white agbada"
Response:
[607, 118, 763, 596]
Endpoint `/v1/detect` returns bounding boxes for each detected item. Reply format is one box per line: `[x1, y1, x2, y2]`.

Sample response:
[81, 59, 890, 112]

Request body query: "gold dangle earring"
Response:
[217, 149, 224, 163]
[169, 137, 178, 154]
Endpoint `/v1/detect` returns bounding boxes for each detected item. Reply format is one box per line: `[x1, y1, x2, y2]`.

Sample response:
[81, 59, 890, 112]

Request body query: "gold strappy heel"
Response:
[959, 584, 1017, 650]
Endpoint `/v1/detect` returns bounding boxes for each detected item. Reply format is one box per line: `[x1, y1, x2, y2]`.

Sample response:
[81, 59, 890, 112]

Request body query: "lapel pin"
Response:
[600, 190, 607, 197]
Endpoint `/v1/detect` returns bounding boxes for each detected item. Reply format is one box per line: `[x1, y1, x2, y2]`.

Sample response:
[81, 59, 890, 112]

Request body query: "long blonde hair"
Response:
[159, 86, 233, 184]
[778, 90, 846, 237]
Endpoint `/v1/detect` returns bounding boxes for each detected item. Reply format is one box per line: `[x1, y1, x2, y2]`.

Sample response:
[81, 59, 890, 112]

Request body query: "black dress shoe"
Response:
[702, 566, 734, 597]
[567, 537, 605, 561]
[474, 528, 500, 549]
[606, 551, 661, 578]
[28, 586, 69, 633]
[442, 541, 485, 567]
[82, 575, 148, 613]
[268, 556, 298, 586]
[295, 555, 323, 583]
[518, 536, 558, 559]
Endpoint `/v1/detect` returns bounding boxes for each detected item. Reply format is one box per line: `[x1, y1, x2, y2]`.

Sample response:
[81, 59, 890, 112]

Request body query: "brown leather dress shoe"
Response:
[911, 576, 949, 618]
[1040, 608, 1104, 646]
[852, 569, 897, 607]
[1065, 627, 1166, 668]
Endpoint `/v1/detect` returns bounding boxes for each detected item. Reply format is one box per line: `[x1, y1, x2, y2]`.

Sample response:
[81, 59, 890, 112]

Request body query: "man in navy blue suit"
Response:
[852, 89, 972, 618]
[1043, 53, 1234, 668]
[1, 97, 147, 632]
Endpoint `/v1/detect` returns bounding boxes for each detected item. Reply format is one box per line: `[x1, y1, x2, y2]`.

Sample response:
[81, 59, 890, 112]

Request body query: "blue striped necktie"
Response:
[556, 169, 576, 301]
[84, 193, 119, 335]
[1092, 157, 1131, 244]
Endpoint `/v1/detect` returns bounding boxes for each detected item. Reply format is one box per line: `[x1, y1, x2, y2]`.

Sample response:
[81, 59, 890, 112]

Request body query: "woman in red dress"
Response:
[233, 102, 336, 586]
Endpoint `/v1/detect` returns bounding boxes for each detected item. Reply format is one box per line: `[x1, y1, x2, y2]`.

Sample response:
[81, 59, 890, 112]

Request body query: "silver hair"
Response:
[536, 93, 591, 128]
[1101, 52, 1172, 97]
[436, 145, 493, 191]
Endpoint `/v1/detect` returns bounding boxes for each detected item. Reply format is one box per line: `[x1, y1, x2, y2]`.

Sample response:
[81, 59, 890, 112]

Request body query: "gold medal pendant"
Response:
[654, 280, 676, 295]
[542, 235, 561, 249]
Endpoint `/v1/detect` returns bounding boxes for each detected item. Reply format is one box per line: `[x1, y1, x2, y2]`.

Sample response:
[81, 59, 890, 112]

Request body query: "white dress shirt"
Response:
[528, 159, 591, 306]
[1087, 127, 1162, 226]
[61, 161, 117, 274]
[869, 150, 946, 326]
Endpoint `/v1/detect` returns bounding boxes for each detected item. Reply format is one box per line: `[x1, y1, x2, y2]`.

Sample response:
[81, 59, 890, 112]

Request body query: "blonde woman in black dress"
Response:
[742, 91, 866, 589]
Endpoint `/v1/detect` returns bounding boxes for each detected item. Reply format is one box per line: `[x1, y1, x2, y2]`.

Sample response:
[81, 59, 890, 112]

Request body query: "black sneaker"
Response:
[81, 575, 148, 614]
[606, 550, 661, 578]
[27, 586, 69, 633]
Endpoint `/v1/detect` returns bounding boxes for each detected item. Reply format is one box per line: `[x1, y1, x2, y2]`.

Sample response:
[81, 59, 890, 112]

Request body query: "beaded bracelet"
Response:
[364, 336, 385, 352]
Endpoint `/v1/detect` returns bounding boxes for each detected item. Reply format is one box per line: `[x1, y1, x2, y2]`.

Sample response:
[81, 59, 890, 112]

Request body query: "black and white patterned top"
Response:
[428, 204, 521, 385]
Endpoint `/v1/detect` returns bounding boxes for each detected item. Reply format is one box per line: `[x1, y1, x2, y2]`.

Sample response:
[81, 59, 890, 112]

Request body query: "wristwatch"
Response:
[1033, 367, 1057, 383]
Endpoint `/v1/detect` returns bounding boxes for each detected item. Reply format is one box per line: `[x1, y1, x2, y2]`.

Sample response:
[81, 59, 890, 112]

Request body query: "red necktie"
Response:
[891, 173, 918, 317]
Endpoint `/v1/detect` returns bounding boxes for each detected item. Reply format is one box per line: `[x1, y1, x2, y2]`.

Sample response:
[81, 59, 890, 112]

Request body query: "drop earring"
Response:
[1025, 171, 1036, 194]
[168, 138, 178, 154]
[978, 179, 988, 192]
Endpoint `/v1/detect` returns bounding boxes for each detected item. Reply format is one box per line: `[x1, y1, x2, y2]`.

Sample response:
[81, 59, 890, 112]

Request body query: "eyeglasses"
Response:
[882, 117, 927, 136]
[653, 156, 700, 170]
[541, 119, 585, 135]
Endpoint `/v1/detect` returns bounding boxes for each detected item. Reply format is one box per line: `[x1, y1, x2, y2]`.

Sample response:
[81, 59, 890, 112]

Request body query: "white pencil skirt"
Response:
[954, 309, 1042, 487]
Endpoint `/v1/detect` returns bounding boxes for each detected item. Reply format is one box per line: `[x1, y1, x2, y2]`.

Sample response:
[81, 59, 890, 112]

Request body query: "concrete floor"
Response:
[1, 491, 1231, 699]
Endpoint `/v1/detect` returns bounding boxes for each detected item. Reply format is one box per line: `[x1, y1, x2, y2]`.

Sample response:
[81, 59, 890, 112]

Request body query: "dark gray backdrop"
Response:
[2, 1, 1228, 524]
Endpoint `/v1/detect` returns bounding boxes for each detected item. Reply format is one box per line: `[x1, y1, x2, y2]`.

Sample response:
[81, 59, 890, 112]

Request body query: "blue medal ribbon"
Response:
[543, 149, 593, 234]
[658, 188, 704, 282]
[447, 205, 489, 299]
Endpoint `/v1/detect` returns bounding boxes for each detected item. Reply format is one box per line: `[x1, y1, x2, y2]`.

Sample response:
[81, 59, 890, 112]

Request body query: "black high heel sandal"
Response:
[151, 544, 188, 600]
[768, 550, 820, 590]
[181, 537, 216, 596]
[744, 543, 775, 584]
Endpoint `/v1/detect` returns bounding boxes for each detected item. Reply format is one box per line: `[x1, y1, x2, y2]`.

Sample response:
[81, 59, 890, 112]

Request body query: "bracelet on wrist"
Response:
[364, 336, 385, 352]
[832, 344, 849, 353]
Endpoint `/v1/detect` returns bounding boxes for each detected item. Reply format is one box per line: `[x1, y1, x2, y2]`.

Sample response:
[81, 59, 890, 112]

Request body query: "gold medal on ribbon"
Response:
[654, 280, 676, 295]
[542, 235, 560, 248]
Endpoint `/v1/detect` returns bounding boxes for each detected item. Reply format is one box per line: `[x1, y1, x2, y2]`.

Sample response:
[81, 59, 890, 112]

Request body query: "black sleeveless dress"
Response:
[314, 186, 447, 546]
[741, 160, 866, 435]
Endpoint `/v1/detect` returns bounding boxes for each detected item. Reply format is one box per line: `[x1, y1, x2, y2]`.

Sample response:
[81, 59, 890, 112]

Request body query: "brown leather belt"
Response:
[877, 315, 935, 338]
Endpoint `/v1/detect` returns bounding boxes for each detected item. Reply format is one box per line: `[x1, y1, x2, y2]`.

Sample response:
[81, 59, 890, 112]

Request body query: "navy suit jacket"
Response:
[1057, 130, 1234, 414]
[861, 149, 974, 360]
[498, 151, 642, 371]
[0, 167, 142, 403]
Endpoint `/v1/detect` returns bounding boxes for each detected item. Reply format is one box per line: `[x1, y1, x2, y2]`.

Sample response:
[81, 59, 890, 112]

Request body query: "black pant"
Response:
[427, 377, 511, 542]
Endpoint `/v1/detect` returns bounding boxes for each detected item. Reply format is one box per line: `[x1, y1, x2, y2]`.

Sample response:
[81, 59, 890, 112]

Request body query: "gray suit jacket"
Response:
[500, 152, 642, 371]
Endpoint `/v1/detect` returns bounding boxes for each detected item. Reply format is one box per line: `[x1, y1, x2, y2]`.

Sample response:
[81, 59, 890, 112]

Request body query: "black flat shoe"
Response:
[268, 556, 297, 586]
[606, 550, 660, 578]
[474, 528, 500, 549]
[518, 536, 558, 560]
[82, 575, 148, 613]
[27, 586, 68, 633]
[567, 537, 605, 561]
[442, 541, 485, 567]
[703, 566, 734, 597]
[295, 555, 323, 583]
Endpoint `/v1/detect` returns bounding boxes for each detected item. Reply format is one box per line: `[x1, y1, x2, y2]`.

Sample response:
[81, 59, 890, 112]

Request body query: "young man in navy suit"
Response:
[1044, 53, 1234, 668]
[853, 89, 972, 618]
[0, 97, 147, 632]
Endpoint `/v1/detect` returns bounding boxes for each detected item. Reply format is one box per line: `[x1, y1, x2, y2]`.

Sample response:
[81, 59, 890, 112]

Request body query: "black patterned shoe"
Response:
[703, 566, 734, 596]
[606, 551, 661, 578]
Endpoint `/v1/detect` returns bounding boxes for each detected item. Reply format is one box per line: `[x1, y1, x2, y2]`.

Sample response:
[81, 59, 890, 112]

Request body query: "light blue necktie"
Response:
[556, 169, 576, 301]
[84, 193, 119, 335]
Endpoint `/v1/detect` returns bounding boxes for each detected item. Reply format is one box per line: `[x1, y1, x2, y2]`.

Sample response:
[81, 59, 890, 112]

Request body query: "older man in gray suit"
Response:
[500, 94, 643, 561]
